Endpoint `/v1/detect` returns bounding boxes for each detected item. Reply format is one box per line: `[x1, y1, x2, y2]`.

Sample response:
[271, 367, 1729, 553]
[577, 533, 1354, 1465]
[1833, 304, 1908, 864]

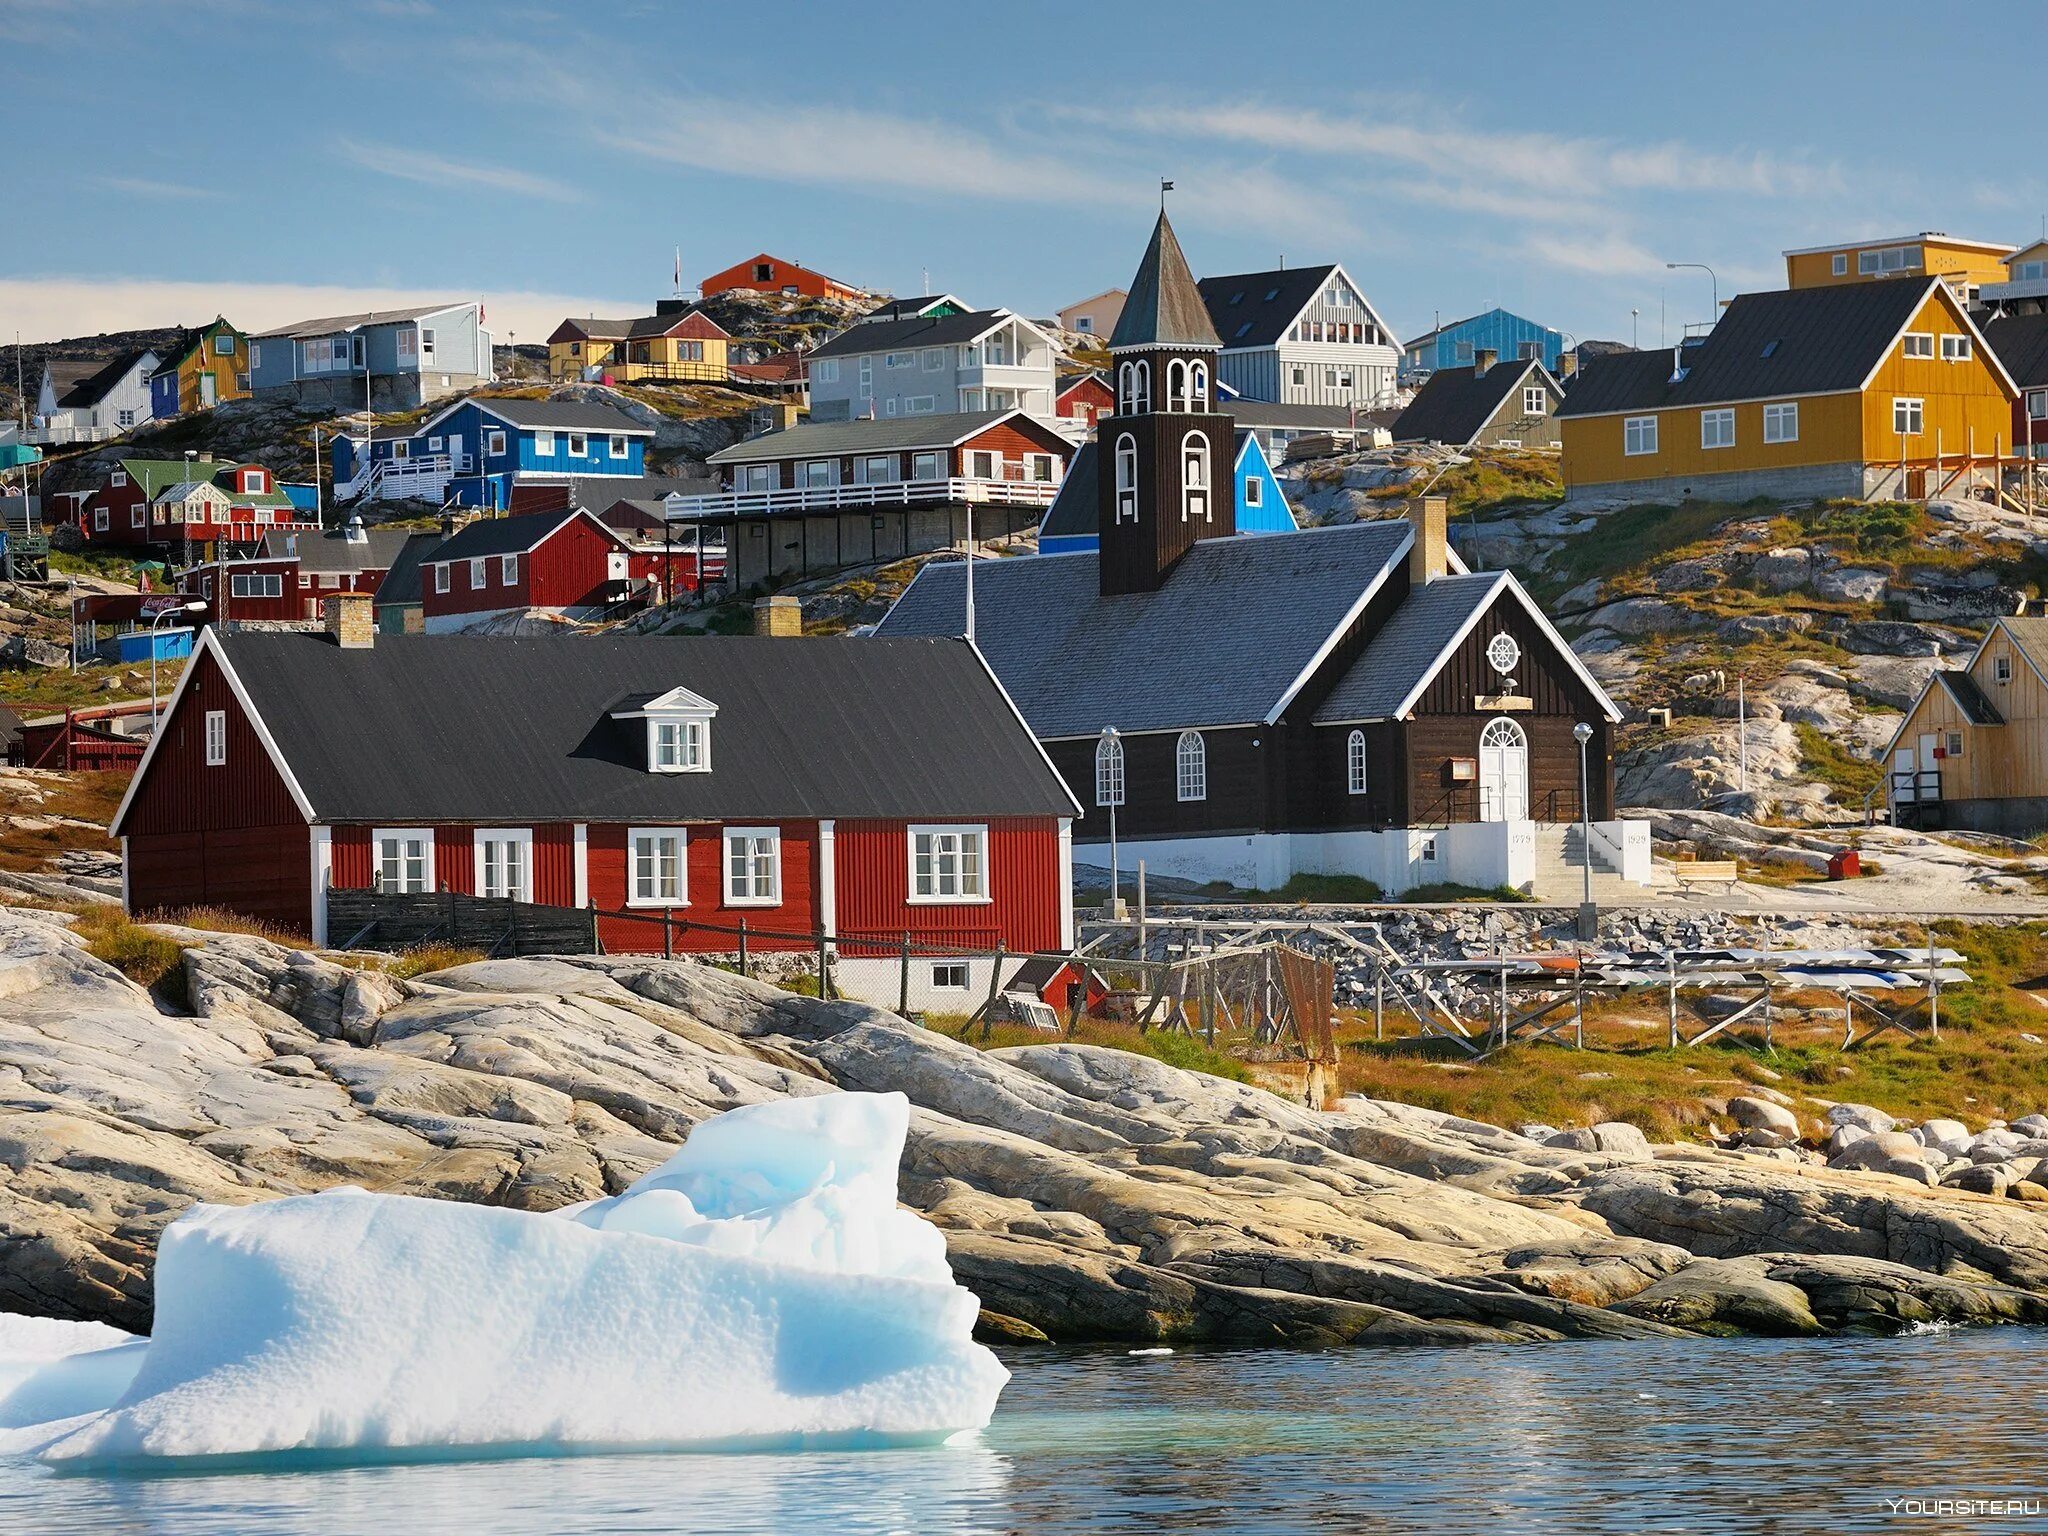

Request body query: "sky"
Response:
[4, 0, 2047, 351]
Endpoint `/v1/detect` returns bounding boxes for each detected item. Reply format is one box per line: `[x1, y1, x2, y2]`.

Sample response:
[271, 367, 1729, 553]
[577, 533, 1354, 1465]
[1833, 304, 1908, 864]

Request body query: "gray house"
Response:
[1197, 264, 1401, 408]
[22, 350, 159, 445]
[806, 306, 1057, 423]
[248, 302, 493, 411]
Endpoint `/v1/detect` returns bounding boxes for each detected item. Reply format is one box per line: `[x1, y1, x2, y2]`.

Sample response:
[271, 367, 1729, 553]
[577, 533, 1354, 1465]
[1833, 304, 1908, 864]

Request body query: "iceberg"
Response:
[1, 1091, 1008, 1467]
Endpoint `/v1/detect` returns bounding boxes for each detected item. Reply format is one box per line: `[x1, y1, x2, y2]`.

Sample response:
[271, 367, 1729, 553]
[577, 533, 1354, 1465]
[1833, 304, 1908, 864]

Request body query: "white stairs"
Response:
[1530, 824, 1642, 904]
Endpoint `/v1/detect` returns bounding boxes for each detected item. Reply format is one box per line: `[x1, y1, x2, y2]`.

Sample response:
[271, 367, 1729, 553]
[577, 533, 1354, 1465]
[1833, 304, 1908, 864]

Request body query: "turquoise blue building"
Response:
[1036, 431, 1297, 556]
[1402, 308, 1564, 378]
[332, 397, 653, 509]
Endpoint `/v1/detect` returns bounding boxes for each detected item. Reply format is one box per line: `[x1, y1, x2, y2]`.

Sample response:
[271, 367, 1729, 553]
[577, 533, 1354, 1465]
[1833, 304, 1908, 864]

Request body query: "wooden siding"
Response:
[834, 817, 1061, 954]
[586, 821, 819, 955]
[1787, 240, 2011, 291]
[1096, 399, 1237, 594]
[423, 515, 623, 618]
[1053, 727, 1267, 843]
[121, 648, 311, 931]
[1858, 290, 2017, 460]
[1893, 629, 2048, 802]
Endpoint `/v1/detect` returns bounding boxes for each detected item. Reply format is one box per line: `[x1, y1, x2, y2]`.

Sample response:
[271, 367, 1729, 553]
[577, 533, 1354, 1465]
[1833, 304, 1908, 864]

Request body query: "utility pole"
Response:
[1737, 671, 1749, 796]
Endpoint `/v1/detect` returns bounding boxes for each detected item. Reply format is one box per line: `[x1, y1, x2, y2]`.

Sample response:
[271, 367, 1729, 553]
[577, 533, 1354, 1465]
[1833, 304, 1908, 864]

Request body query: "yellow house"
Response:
[1883, 616, 2048, 835]
[148, 316, 250, 416]
[547, 303, 732, 383]
[1783, 232, 2015, 297]
[1558, 278, 2019, 503]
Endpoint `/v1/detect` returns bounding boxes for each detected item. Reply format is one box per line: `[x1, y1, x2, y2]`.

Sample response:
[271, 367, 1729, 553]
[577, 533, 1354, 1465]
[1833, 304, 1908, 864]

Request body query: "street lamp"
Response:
[1573, 721, 1596, 939]
[1630, 308, 1640, 349]
[1664, 262, 1720, 323]
[1097, 725, 1124, 919]
[150, 600, 207, 724]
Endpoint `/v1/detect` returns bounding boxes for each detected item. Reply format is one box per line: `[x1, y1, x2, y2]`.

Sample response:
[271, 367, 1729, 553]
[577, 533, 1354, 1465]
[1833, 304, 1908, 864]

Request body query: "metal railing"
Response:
[665, 475, 1061, 520]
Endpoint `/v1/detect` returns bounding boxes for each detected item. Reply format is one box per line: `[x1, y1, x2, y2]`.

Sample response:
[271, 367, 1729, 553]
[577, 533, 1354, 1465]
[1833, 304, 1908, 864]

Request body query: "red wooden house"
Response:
[113, 611, 1077, 1007]
[175, 518, 414, 624]
[419, 505, 636, 632]
[79, 456, 314, 553]
[700, 254, 867, 304]
[1055, 371, 1114, 428]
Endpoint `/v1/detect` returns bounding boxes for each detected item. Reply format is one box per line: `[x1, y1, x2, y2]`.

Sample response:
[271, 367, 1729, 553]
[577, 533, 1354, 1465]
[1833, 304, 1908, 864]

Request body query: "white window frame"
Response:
[1244, 474, 1262, 508]
[931, 961, 970, 989]
[2029, 390, 2048, 421]
[486, 429, 507, 456]
[1994, 655, 2013, 684]
[801, 459, 835, 489]
[1946, 730, 1965, 757]
[609, 433, 629, 457]
[1700, 408, 1735, 450]
[911, 451, 942, 481]
[627, 827, 687, 908]
[1762, 402, 1799, 444]
[814, 358, 839, 384]
[908, 823, 989, 904]
[1346, 729, 1369, 796]
[723, 826, 782, 906]
[1522, 386, 1546, 416]
[1940, 334, 1972, 362]
[1175, 730, 1207, 802]
[372, 828, 435, 895]
[1894, 397, 1924, 435]
[1832, 253, 1849, 276]
[500, 553, 518, 585]
[433, 562, 451, 594]
[1113, 433, 1138, 523]
[1095, 734, 1125, 806]
[567, 432, 588, 456]
[1180, 430, 1210, 522]
[534, 429, 555, 455]
[473, 828, 534, 903]
[248, 342, 262, 369]
[1902, 332, 1934, 359]
[468, 557, 488, 588]
[1623, 416, 1659, 456]
[650, 715, 710, 773]
[203, 709, 227, 766]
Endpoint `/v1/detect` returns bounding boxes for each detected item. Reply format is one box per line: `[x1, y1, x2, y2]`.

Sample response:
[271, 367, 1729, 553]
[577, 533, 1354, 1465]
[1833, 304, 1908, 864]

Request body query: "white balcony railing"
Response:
[663, 475, 1061, 520]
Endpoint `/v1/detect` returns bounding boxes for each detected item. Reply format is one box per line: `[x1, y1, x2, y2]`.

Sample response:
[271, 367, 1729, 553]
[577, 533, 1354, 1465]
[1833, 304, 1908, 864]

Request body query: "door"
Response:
[1889, 744, 1918, 810]
[199, 373, 216, 408]
[1917, 732, 1940, 804]
[1478, 717, 1529, 822]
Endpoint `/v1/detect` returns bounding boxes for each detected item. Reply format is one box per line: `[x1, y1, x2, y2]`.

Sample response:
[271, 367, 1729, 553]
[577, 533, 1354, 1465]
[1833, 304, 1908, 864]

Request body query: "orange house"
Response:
[700, 254, 867, 304]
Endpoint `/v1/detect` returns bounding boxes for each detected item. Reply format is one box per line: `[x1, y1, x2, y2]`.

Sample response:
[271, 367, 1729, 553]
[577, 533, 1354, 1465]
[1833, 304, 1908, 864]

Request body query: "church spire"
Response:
[1108, 210, 1220, 352]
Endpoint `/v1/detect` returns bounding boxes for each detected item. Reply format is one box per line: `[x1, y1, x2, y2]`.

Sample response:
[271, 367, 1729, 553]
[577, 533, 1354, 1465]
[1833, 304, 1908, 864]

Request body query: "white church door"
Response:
[1478, 717, 1529, 822]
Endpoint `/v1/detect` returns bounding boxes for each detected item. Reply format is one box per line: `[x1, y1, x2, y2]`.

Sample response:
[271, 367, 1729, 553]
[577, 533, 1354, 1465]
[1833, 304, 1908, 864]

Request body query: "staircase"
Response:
[336, 452, 460, 504]
[1530, 823, 1643, 904]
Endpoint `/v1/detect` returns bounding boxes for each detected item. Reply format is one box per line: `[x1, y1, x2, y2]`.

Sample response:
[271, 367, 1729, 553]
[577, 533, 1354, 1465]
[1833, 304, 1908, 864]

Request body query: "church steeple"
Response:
[1097, 208, 1235, 595]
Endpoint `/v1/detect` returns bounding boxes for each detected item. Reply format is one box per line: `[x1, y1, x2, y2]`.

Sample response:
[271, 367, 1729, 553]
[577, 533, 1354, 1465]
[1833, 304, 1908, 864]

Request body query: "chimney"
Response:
[655, 297, 687, 316]
[1558, 350, 1578, 379]
[1473, 347, 1498, 377]
[753, 594, 802, 636]
[1409, 495, 1448, 588]
[325, 592, 373, 648]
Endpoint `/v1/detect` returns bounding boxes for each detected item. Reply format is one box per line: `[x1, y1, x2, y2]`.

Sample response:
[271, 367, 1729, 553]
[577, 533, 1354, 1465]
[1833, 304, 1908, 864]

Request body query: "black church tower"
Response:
[1096, 210, 1237, 595]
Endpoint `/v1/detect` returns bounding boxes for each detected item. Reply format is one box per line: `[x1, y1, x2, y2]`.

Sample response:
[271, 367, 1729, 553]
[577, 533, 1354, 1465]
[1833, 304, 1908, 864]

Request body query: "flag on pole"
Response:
[674, 246, 682, 294]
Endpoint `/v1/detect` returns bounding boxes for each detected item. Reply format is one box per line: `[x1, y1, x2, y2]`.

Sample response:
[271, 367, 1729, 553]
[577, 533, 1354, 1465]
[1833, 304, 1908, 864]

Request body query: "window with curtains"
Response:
[475, 830, 531, 901]
[1175, 730, 1206, 801]
[628, 828, 685, 906]
[724, 827, 781, 904]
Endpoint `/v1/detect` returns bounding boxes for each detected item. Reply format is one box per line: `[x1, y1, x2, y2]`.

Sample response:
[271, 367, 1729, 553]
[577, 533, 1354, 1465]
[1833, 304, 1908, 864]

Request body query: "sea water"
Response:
[4, 1327, 2045, 1535]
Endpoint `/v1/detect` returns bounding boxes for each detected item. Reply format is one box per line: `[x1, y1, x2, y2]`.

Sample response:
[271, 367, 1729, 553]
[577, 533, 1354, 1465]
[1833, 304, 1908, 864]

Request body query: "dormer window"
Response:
[613, 685, 718, 773]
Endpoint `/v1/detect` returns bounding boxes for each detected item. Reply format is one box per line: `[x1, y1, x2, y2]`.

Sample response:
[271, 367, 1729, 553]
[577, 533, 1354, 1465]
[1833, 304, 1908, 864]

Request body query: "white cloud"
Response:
[94, 175, 221, 200]
[337, 138, 581, 203]
[0, 276, 635, 348]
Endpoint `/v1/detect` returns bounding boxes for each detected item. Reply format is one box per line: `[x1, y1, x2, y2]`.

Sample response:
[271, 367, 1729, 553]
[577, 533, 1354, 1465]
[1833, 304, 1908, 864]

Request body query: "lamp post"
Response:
[150, 600, 208, 725]
[1664, 262, 1720, 324]
[1098, 725, 1124, 919]
[1573, 721, 1597, 940]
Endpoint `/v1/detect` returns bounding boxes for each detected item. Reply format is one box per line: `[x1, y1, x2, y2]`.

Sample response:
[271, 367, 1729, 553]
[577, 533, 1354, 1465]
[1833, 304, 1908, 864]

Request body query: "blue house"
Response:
[1036, 431, 1297, 556]
[333, 397, 655, 509]
[1401, 308, 1565, 379]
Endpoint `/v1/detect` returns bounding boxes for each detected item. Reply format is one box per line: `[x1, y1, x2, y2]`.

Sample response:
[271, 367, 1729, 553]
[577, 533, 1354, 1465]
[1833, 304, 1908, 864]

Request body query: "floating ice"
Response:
[2, 1091, 1008, 1467]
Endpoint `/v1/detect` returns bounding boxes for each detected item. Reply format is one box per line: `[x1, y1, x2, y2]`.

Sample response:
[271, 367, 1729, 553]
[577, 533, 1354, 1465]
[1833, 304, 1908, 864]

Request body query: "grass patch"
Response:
[1794, 721, 1882, 804]
[968, 1016, 1251, 1082]
[0, 665, 163, 716]
[0, 769, 126, 873]
[1538, 498, 1750, 605]
[1229, 872, 1386, 904]
[385, 943, 488, 979]
[1430, 452, 1564, 519]
[1784, 499, 1928, 555]
[146, 905, 306, 944]
[1403, 882, 1533, 903]
[70, 905, 184, 989]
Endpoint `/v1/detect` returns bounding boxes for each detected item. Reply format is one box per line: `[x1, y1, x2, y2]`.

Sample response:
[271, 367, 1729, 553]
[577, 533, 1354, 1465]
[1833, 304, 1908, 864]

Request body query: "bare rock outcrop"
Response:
[7, 909, 2048, 1346]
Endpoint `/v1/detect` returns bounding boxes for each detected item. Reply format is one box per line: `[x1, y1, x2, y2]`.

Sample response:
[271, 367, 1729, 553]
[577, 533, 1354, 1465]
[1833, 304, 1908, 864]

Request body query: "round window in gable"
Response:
[1486, 632, 1521, 677]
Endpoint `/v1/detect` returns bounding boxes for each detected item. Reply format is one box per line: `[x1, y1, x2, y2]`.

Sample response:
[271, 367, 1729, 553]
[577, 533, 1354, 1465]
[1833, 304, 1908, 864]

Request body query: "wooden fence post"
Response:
[898, 931, 912, 1017]
[662, 910, 673, 959]
[978, 941, 1006, 1038]
[738, 917, 749, 978]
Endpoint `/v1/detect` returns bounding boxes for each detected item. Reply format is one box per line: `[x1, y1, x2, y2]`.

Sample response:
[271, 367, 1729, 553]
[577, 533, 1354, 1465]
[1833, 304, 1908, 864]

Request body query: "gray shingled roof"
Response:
[1935, 670, 2004, 726]
[1196, 265, 1337, 350]
[1036, 441, 1097, 539]
[1390, 358, 1551, 446]
[1110, 212, 1221, 351]
[808, 308, 1011, 361]
[1312, 573, 1508, 723]
[372, 530, 445, 611]
[876, 521, 1412, 737]
[252, 303, 464, 338]
[469, 398, 654, 434]
[1982, 312, 2048, 389]
[707, 410, 1035, 464]
[1557, 279, 1957, 418]
[260, 524, 414, 575]
[430, 505, 614, 563]
[153, 633, 1075, 825]
[1223, 399, 1358, 432]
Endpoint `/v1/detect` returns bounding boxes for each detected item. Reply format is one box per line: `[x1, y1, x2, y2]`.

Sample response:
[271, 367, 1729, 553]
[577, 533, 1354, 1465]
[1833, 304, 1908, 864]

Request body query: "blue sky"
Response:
[4, 0, 2046, 348]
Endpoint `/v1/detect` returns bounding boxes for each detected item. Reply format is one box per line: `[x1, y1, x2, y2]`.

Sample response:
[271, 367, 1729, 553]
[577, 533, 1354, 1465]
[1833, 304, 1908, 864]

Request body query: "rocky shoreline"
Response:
[4, 906, 2048, 1347]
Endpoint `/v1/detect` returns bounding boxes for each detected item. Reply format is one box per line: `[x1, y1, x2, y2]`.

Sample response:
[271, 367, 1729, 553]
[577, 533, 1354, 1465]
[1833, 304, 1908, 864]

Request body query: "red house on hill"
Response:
[78, 456, 314, 554]
[420, 505, 635, 632]
[1055, 371, 1114, 428]
[700, 254, 867, 304]
[176, 517, 412, 624]
[113, 612, 1077, 1006]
